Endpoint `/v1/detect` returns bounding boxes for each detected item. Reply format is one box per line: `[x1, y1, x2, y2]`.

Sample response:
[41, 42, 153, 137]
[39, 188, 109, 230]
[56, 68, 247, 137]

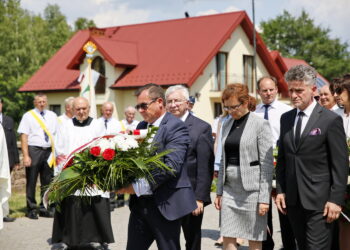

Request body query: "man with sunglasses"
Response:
[118, 83, 197, 250]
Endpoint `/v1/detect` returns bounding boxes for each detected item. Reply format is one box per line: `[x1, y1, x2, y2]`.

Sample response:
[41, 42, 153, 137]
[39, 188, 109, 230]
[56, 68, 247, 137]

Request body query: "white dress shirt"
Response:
[97, 117, 122, 136]
[58, 113, 71, 125]
[255, 100, 292, 145]
[120, 119, 139, 131]
[333, 107, 350, 138]
[132, 112, 166, 196]
[294, 99, 317, 135]
[180, 110, 190, 122]
[17, 108, 58, 148]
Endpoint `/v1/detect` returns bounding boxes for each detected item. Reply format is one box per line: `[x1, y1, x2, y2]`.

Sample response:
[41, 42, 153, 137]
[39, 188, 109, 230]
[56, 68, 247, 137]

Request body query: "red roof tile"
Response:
[19, 11, 284, 92]
[280, 54, 329, 85]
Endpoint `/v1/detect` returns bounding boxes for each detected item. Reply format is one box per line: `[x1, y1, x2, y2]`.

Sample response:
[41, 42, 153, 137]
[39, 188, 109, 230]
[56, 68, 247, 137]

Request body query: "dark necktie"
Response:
[263, 104, 270, 120]
[105, 119, 108, 129]
[40, 111, 49, 142]
[295, 111, 305, 147]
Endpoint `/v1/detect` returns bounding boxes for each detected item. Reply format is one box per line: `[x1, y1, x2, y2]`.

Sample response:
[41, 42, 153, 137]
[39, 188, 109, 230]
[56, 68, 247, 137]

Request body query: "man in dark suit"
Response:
[117, 83, 197, 250]
[165, 85, 214, 250]
[276, 65, 349, 250]
[0, 97, 19, 222]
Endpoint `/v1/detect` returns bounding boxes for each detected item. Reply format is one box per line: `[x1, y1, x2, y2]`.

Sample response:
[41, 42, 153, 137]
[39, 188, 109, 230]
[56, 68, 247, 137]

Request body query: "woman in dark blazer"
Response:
[214, 83, 274, 250]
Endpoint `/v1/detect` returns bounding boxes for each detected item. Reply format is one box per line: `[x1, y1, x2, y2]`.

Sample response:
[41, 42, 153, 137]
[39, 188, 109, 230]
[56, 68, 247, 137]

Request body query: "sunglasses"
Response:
[135, 99, 156, 111]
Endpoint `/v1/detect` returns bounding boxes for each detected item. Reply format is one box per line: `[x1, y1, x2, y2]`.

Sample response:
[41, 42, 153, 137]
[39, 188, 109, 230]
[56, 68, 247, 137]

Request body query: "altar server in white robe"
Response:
[0, 124, 10, 230]
[51, 97, 114, 250]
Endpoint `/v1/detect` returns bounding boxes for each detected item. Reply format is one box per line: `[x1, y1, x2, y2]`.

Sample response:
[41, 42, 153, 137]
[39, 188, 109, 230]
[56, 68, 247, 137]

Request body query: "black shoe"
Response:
[116, 200, 125, 208]
[3, 216, 16, 222]
[26, 210, 38, 220]
[39, 209, 54, 218]
[51, 243, 68, 250]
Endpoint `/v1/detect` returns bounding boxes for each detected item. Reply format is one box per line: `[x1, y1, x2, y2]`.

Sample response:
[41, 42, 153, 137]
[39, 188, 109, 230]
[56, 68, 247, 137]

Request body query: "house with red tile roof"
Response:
[20, 11, 291, 124]
[270, 50, 329, 90]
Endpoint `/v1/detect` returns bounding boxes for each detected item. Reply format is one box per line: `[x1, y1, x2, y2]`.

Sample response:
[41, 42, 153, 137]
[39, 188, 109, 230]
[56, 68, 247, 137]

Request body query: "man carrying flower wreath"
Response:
[51, 97, 114, 250]
[117, 83, 197, 250]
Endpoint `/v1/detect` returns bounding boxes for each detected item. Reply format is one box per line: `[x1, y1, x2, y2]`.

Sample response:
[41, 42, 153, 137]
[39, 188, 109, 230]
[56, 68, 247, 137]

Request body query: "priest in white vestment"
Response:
[51, 97, 114, 250]
[0, 124, 10, 230]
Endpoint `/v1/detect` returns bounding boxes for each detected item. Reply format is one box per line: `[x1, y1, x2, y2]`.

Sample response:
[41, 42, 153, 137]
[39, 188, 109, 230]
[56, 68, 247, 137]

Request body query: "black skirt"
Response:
[52, 195, 115, 247]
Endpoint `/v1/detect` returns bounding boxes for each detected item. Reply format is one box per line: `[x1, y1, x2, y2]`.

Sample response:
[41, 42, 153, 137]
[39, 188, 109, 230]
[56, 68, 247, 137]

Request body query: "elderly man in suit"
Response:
[0, 97, 19, 222]
[165, 85, 214, 250]
[276, 65, 349, 250]
[117, 83, 197, 250]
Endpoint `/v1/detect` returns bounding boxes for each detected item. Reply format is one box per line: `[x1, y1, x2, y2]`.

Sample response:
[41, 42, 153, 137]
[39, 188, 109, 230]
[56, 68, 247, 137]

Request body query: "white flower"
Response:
[125, 136, 139, 149]
[109, 134, 139, 151]
[98, 138, 115, 152]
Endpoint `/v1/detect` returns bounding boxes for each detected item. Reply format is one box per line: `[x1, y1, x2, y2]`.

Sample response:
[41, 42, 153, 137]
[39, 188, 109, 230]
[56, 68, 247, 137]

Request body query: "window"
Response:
[92, 56, 106, 94]
[213, 52, 227, 91]
[243, 55, 254, 92]
[214, 102, 223, 118]
[50, 105, 61, 116]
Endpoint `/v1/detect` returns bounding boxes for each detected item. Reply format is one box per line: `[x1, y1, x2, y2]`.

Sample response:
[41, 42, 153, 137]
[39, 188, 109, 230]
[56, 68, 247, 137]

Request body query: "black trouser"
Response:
[288, 201, 334, 250]
[181, 212, 204, 250]
[278, 209, 297, 250]
[262, 201, 274, 250]
[127, 196, 181, 250]
[26, 146, 53, 211]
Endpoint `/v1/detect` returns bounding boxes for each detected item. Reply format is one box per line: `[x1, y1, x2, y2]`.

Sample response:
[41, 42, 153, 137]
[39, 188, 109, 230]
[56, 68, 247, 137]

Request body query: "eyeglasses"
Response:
[135, 99, 156, 111]
[223, 103, 242, 111]
[166, 99, 186, 106]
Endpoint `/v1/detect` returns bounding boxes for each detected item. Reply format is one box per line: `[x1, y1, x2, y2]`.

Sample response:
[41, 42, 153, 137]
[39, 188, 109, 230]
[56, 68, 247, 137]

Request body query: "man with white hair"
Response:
[115, 106, 140, 208]
[57, 97, 74, 125]
[97, 102, 121, 135]
[52, 97, 114, 250]
[165, 85, 214, 250]
[120, 106, 139, 132]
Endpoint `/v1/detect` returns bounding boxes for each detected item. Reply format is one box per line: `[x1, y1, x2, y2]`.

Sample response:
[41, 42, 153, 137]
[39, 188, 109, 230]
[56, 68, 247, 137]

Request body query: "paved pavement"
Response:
[0, 193, 283, 249]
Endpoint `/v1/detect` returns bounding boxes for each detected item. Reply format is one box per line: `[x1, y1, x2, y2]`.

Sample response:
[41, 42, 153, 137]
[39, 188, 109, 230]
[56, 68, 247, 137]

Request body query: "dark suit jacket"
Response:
[276, 103, 348, 210]
[131, 112, 197, 221]
[184, 113, 214, 206]
[2, 114, 19, 169]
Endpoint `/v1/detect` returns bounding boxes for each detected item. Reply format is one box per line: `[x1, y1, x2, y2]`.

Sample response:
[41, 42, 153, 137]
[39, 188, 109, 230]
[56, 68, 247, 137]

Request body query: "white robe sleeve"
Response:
[0, 125, 10, 230]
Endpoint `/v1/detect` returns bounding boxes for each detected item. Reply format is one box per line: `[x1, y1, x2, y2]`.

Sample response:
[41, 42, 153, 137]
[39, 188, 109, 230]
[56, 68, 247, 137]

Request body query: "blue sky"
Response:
[21, 0, 350, 43]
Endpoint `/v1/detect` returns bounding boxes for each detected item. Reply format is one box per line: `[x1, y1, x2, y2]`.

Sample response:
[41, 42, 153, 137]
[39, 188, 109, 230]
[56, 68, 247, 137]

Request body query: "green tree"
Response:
[74, 17, 95, 31]
[260, 10, 350, 80]
[0, 1, 74, 124]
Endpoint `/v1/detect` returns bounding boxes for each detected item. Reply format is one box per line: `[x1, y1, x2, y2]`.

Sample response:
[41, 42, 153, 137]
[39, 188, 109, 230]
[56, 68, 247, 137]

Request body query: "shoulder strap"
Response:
[119, 120, 126, 131]
[29, 110, 56, 167]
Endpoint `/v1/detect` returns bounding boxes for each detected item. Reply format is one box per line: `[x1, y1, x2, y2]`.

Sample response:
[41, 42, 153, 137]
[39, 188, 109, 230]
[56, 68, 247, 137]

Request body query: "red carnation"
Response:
[90, 146, 101, 157]
[102, 148, 116, 160]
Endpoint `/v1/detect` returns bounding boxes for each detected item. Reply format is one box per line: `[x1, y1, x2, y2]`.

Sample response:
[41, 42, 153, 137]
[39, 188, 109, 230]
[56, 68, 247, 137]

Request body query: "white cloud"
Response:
[224, 5, 241, 13]
[195, 5, 241, 17]
[286, 0, 350, 43]
[93, 3, 150, 27]
[196, 9, 219, 16]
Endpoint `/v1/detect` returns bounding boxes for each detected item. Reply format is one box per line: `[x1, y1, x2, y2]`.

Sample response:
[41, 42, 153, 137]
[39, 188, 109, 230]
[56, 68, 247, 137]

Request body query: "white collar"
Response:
[297, 99, 317, 117]
[150, 112, 166, 127]
[180, 111, 190, 122]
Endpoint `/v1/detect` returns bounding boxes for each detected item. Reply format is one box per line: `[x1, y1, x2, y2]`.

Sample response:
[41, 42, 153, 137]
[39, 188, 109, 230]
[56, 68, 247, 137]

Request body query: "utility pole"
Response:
[252, 0, 258, 97]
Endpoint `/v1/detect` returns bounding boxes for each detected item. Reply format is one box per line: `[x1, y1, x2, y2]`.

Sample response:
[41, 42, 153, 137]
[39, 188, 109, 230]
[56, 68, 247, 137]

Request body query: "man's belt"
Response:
[29, 145, 51, 151]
